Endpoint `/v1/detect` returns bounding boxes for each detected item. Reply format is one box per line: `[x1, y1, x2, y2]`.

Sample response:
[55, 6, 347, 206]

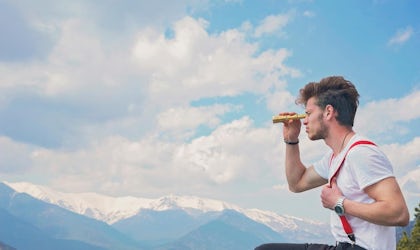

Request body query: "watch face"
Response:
[334, 206, 344, 215]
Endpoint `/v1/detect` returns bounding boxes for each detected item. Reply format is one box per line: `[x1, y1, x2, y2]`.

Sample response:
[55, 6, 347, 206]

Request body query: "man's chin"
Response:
[308, 135, 322, 141]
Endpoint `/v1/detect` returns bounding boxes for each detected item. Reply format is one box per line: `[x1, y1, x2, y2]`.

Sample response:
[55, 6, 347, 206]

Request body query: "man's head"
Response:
[296, 76, 359, 127]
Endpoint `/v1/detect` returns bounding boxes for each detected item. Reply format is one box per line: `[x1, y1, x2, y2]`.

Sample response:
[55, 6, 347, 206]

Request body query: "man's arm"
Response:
[281, 112, 327, 192]
[285, 143, 327, 192]
[345, 177, 409, 226]
[322, 177, 410, 226]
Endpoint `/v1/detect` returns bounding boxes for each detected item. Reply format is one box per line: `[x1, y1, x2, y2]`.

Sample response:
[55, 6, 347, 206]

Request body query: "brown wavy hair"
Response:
[296, 76, 360, 127]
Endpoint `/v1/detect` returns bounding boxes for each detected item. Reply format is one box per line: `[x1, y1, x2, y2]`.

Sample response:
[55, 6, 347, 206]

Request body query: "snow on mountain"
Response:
[4, 181, 324, 233]
[149, 194, 241, 212]
[4, 181, 153, 224]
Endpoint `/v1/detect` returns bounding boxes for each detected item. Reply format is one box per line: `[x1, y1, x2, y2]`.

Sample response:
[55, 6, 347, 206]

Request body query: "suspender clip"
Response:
[348, 233, 356, 246]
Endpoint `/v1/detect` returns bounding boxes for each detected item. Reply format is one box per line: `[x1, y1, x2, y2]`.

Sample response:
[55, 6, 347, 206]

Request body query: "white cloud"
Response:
[28, 135, 179, 195]
[173, 117, 280, 184]
[0, 9, 303, 194]
[303, 10, 315, 18]
[388, 26, 414, 46]
[0, 12, 300, 147]
[0, 137, 34, 174]
[399, 167, 420, 194]
[355, 90, 420, 137]
[132, 16, 299, 109]
[156, 104, 238, 139]
[254, 12, 294, 37]
[382, 137, 420, 176]
[13, 0, 207, 32]
[399, 167, 420, 215]
[0, 117, 280, 196]
[0, 17, 142, 99]
[266, 90, 297, 114]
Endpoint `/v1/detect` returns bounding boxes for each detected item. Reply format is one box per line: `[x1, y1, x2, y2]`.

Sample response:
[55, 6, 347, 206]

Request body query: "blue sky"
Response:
[0, 0, 419, 222]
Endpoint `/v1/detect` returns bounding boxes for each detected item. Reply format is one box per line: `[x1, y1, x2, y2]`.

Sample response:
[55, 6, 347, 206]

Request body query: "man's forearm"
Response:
[285, 144, 306, 192]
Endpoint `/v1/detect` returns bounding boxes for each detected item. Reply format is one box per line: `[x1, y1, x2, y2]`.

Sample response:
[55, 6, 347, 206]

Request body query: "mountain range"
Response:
[0, 181, 337, 250]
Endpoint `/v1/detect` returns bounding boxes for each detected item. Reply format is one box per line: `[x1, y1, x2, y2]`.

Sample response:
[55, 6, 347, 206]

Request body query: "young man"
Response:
[256, 76, 409, 250]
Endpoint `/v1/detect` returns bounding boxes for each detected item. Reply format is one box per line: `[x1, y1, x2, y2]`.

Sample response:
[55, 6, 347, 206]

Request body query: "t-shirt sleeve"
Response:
[347, 145, 394, 190]
[313, 150, 333, 180]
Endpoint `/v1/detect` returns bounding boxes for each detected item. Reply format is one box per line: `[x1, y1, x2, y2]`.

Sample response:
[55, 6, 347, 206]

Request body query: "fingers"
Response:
[321, 180, 343, 210]
[320, 185, 332, 209]
[278, 112, 297, 116]
[330, 178, 337, 187]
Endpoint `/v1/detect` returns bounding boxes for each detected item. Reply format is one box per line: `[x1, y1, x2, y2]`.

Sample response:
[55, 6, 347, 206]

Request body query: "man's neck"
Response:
[326, 128, 354, 156]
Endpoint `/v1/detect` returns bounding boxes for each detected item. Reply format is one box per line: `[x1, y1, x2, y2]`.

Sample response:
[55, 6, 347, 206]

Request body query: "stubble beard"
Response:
[308, 113, 328, 141]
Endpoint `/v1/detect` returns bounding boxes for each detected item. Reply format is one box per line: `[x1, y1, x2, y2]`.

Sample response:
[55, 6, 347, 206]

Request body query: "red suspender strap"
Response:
[329, 140, 376, 244]
[329, 140, 376, 185]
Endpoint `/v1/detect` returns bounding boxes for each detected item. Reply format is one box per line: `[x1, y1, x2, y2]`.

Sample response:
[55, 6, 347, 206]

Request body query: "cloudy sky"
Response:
[0, 0, 419, 221]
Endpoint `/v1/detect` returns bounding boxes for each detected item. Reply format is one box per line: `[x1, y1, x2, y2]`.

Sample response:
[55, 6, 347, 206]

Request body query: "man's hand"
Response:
[321, 178, 343, 209]
[280, 112, 302, 142]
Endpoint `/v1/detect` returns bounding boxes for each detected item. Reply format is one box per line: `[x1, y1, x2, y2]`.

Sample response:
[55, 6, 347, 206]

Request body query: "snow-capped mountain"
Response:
[4, 181, 322, 234]
[0, 185, 413, 249]
[5, 181, 154, 224]
[1, 181, 338, 249]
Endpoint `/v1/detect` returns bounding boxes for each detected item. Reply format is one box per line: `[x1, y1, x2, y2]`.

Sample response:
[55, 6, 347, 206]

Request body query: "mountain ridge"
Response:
[4, 181, 323, 235]
[0, 183, 143, 250]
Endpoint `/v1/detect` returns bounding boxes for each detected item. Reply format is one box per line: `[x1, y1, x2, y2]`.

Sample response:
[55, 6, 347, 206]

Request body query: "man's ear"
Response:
[324, 104, 334, 119]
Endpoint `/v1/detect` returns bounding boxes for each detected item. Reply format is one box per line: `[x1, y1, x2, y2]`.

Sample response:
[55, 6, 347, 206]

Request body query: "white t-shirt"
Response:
[313, 134, 396, 250]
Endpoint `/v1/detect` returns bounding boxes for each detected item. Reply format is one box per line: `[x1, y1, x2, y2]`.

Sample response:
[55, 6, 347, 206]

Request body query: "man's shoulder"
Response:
[346, 135, 379, 155]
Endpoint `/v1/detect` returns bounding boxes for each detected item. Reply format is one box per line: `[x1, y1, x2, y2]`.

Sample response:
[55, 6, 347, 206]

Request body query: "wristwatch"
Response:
[334, 196, 346, 215]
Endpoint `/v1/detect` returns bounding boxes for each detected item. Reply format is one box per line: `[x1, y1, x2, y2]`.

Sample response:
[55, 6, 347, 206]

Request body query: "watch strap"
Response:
[335, 196, 346, 214]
